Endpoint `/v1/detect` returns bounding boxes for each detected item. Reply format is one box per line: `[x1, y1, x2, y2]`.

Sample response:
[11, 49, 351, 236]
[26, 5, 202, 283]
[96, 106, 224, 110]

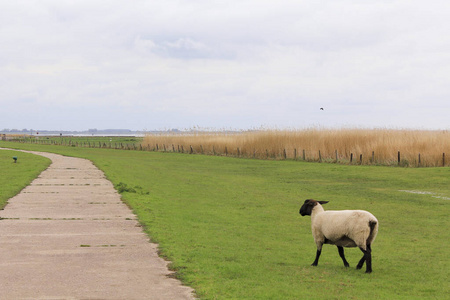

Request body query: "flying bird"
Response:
[320, 108, 324, 110]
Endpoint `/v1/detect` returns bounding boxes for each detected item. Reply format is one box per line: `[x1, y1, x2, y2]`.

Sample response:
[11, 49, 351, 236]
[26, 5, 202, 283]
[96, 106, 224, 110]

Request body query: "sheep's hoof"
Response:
[365, 270, 372, 274]
[344, 263, 350, 267]
[356, 265, 363, 270]
[311, 263, 318, 267]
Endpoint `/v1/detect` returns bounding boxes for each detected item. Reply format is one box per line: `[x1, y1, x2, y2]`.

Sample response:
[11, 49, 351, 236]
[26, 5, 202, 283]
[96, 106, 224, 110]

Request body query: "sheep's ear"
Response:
[318, 201, 329, 205]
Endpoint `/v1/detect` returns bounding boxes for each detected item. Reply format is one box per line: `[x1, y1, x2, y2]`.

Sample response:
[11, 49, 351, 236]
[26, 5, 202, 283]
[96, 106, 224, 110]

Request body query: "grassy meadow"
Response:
[0, 141, 449, 299]
[143, 129, 450, 167]
[0, 149, 51, 209]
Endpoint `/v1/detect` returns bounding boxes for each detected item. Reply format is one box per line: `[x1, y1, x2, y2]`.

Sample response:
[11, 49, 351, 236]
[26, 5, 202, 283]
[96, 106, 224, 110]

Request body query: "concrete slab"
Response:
[0, 149, 195, 299]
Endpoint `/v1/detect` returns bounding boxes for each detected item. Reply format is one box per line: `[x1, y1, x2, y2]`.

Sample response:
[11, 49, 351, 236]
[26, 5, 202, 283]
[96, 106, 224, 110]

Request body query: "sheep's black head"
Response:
[299, 199, 329, 216]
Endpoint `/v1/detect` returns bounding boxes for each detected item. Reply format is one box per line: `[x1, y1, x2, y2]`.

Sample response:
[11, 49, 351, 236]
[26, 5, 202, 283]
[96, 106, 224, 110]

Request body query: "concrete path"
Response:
[0, 150, 195, 300]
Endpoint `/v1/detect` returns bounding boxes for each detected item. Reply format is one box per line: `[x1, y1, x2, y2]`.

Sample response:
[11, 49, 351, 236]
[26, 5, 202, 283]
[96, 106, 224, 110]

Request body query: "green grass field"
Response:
[0, 141, 448, 299]
[0, 149, 51, 209]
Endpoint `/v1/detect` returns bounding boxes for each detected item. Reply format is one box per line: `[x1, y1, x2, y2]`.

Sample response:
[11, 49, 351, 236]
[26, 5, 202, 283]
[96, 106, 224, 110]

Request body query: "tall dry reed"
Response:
[142, 129, 450, 167]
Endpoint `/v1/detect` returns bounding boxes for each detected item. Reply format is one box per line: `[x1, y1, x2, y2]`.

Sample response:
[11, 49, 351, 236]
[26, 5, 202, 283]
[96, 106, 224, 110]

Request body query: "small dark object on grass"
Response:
[13, 156, 18, 163]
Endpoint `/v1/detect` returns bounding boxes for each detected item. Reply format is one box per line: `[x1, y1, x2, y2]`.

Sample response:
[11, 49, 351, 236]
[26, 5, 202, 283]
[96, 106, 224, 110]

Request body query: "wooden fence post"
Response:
[418, 153, 421, 167]
[443, 153, 446, 167]
[318, 150, 322, 162]
[350, 153, 353, 164]
[190, 145, 193, 154]
[359, 154, 363, 165]
[398, 151, 401, 165]
[294, 148, 297, 160]
[372, 151, 375, 164]
[283, 149, 287, 159]
[335, 150, 338, 162]
[237, 147, 241, 157]
[302, 149, 306, 161]
[225, 146, 228, 156]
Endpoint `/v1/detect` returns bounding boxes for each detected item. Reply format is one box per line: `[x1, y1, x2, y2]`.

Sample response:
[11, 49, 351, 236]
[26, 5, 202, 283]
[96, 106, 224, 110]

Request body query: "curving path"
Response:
[0, 150, 195, 300]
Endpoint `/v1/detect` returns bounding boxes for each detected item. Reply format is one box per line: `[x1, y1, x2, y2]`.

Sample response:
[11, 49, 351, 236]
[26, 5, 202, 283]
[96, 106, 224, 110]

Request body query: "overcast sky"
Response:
[1, 0, 449, 131]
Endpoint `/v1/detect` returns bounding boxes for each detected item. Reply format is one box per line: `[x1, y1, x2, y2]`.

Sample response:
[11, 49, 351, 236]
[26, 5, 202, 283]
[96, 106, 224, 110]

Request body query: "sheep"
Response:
[299, 199, 378, 273]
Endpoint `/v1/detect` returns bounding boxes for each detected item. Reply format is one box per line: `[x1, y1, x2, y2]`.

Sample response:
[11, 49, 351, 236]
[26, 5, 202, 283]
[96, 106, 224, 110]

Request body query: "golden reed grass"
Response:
[143, 129, 450, 167]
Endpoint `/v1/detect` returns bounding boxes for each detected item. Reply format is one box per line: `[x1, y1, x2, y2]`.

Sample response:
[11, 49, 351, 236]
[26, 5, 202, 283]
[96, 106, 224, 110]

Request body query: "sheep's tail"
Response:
[367, 220, 378, 245]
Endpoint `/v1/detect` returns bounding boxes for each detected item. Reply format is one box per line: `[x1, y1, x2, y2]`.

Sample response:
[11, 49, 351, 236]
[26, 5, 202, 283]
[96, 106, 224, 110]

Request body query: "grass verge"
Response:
[0, 141, 448, 299]
[0, 149, 51, 209]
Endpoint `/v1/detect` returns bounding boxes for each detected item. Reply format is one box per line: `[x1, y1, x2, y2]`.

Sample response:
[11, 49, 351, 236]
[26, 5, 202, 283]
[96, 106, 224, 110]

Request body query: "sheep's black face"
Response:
[299, 199, 315, 216]
[299, 199, 328, 216]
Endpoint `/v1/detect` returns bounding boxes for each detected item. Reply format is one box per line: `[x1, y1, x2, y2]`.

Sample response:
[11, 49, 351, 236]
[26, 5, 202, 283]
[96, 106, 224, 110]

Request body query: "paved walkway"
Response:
[0, 150, 195, 300]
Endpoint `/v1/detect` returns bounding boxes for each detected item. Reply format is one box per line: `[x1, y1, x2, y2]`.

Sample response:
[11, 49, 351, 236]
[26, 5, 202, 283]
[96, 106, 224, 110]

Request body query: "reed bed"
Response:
[142, 129, 450, 167]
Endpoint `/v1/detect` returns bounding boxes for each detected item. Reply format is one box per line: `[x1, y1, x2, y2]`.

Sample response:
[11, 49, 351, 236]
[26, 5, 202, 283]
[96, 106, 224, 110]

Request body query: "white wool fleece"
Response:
[311, 205, 378, 251]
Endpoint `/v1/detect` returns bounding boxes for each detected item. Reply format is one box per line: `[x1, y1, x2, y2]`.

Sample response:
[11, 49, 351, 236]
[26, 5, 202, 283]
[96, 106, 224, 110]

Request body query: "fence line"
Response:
[5, 137, 449, 167]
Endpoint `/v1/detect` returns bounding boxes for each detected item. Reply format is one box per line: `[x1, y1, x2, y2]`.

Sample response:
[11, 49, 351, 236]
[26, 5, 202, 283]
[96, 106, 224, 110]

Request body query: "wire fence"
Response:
[4, 137, 448, 168]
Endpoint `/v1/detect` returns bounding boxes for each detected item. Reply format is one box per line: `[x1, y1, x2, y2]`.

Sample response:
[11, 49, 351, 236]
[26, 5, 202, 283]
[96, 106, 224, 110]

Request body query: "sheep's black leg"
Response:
[356, 255, 365, 270]
[357, 245, 373, 273]
[365, 244, 372, 273]
[311, 249, 321, 266]
[337, 246, 350, 267]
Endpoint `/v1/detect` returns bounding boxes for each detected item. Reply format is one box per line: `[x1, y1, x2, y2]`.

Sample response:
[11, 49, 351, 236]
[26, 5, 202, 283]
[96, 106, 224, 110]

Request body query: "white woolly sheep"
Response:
[299, 199, 378, 273]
